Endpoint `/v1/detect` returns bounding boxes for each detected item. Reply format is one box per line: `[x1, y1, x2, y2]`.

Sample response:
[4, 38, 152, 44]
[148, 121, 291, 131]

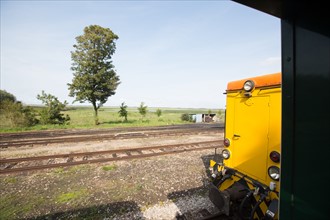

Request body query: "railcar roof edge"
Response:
[226, 72, 281, 91]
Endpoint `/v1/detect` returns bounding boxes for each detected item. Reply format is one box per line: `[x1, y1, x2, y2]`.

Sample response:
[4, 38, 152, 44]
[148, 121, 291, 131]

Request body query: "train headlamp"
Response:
[221, 149, 230, 159]
[270, 151, 280, 163]
[243, 80, 255, 92]
[224, 138, 230, 147]
[268, 166, 280, 181]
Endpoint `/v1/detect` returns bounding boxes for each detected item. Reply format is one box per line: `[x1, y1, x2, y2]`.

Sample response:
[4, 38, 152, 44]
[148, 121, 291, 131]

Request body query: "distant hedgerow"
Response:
[181, 113, 193, 122]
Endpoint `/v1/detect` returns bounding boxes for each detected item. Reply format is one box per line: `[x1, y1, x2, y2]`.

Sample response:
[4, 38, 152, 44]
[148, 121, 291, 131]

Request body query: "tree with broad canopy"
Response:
[68, 25, 120, 125]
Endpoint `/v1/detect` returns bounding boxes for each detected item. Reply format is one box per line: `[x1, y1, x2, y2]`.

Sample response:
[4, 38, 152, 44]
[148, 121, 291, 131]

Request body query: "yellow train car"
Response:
[209, 72, 281, 219]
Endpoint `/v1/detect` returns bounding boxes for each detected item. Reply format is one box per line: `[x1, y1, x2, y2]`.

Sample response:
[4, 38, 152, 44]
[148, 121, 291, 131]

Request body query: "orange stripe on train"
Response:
[227, 72, 281, 91]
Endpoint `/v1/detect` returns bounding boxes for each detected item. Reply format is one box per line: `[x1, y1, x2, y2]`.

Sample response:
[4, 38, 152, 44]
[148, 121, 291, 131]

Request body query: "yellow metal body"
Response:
[210, 72, 281, 219]
[225, 76, 281, 189]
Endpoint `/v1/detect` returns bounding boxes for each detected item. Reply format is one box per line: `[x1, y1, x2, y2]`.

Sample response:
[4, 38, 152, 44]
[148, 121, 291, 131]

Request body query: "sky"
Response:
[0, 0, 281, 109]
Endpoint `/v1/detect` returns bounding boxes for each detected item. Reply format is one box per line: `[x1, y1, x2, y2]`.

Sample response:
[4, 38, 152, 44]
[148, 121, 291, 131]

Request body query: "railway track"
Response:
[0, 124, 223, 148]
[0, 140, 223, 174]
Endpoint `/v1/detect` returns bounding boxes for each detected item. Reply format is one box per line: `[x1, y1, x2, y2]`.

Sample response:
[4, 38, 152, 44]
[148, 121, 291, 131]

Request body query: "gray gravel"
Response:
[1, 131, 223, 219]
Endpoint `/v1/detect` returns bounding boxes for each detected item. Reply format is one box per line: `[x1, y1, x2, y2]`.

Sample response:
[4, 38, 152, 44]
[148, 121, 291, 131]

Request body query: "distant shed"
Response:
[190, 114, 217, 123]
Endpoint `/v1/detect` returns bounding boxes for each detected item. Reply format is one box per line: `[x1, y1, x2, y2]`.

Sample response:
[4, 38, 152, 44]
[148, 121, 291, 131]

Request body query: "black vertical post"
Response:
[280, 18, 295, 220]
[280, 4, 330, 219]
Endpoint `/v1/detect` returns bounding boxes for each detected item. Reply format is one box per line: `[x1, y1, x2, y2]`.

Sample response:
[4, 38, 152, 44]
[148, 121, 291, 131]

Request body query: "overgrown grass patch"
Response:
[102, 164, 117, 171]
[0, 194, 18, 219]
[0, 193, 46, 219]
[52, 165, 91, 175]
[53, 167, 65, 174]
[2, 176, 17, 184]
[56, 189, 87, 204]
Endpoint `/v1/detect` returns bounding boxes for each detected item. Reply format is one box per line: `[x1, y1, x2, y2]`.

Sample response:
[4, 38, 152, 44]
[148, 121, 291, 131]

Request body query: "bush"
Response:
[0, 100, 38, 127]
[156, 109, 162, 117]
[0, 90, 16, 103]
[138, 102, 148, 118]
[0, 90, 38, 127]
[118, 102, 128, 122]
[181, 113, 193, 122]
[37, 91, 70, 125]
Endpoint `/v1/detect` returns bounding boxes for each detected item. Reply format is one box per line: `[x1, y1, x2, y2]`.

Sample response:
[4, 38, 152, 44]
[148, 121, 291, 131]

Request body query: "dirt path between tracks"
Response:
[0, 126, 223, 220]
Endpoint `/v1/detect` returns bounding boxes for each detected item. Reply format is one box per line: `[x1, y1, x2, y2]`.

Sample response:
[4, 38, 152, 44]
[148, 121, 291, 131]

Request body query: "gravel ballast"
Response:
[0, 129, 223, 219]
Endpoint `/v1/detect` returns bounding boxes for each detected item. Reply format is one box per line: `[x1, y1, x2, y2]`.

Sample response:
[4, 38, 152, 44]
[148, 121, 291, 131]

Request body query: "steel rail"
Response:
[0, 140, 223, 174]
[0, 130, 221, 148]
[0, 124, 223, 139]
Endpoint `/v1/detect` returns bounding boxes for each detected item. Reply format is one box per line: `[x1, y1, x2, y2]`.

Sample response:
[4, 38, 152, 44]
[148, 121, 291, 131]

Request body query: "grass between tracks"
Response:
[0, 106, 224, 132]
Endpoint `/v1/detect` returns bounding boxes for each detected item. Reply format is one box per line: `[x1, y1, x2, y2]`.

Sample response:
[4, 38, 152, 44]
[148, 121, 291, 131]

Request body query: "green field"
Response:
[0, 106, 224, 133]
